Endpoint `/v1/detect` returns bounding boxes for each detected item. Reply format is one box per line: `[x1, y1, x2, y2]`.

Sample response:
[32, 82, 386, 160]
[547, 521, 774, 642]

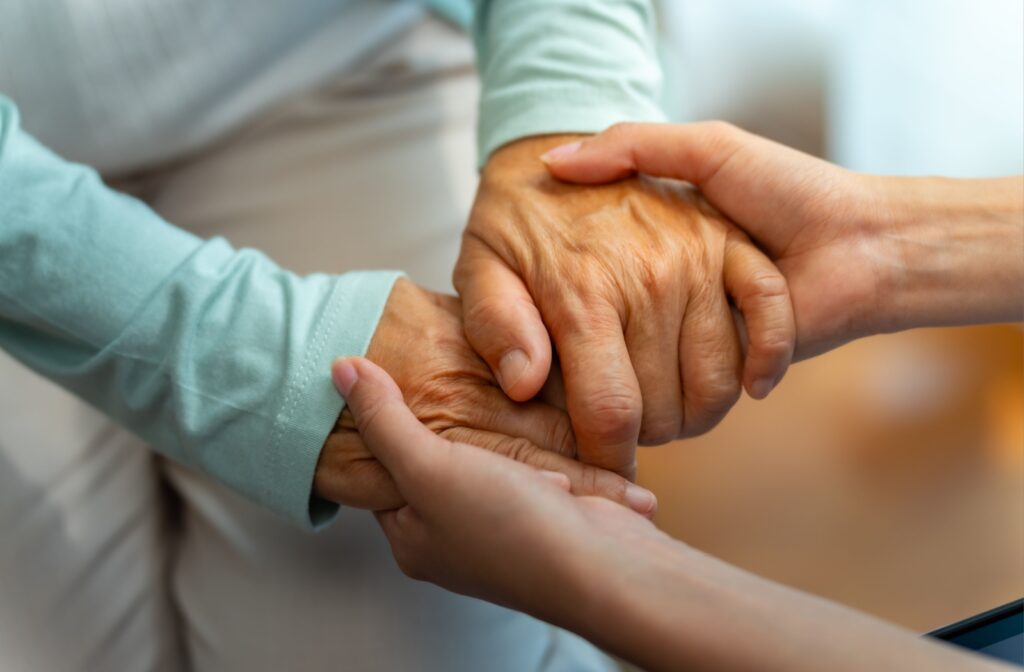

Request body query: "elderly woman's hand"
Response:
[542, 122, 1024, 357]
[455, 135, 797, 480]
[313, 278, 656, 515]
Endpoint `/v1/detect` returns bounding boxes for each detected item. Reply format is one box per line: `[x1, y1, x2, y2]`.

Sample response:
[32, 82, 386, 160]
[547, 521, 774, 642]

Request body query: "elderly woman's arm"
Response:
[0, 97, 651, 525]
[0, 96, 399, 528]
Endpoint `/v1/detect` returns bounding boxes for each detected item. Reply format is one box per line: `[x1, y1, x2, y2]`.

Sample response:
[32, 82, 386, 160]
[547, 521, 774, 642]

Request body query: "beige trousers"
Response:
[0, 16, 614, 672]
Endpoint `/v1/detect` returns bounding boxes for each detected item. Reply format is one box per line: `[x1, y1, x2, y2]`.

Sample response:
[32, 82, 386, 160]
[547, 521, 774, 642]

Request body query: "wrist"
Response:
[557, 531, 698, 672]
[484, 134, 589, 179]
[867, 176, 1024, 333]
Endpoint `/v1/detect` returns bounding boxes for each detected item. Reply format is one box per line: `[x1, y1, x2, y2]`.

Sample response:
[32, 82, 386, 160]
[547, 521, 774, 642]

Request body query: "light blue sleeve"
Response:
[430, 0, 666, 163]
[0, 97, 399, 530]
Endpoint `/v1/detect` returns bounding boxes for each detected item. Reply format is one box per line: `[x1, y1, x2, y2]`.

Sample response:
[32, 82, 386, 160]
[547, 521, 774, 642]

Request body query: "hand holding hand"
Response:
[333, 355, 1003, 672]
[542, 123, 1024, 357]
[456, 136, 796, 478]
[330, 356, 669, 628]
[314, 279, 656, 515]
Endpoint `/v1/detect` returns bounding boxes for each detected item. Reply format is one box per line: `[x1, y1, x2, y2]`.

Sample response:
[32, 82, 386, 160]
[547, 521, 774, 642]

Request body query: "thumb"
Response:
[453, 235, 552, 401]
[330, 357, 443, 485]
[541, 121, 745, 188]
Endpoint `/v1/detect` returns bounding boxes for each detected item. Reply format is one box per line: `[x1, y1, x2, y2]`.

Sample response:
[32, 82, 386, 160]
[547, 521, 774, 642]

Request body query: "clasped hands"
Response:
[314, 125, 836, 517]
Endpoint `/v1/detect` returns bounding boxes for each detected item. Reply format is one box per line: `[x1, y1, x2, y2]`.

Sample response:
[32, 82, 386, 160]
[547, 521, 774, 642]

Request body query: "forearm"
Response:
[0, 97, 398, 528]
[866, 176, 1024, 335]
[574, 538, 1008, 672]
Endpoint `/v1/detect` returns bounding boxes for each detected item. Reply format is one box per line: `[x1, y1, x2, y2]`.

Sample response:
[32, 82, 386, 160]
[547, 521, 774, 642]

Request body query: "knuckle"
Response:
[497, 437, 539, 465]
[462, 294, 513, 335]
[636, 256, 678, 302]
[577, 465, 600, 496]
[605, 121, 638, 139]
[582, 390, 642, 445]
[544, 417, 577, 457]
[638, 413, 682, 446]
[752, 327, 796, 360]
[753, 272, 790, 300]
[568, 305, 620, 336]
[741, 271, 790, 306]
[352, 396, 389, 437]
[686, 372, 742, 419]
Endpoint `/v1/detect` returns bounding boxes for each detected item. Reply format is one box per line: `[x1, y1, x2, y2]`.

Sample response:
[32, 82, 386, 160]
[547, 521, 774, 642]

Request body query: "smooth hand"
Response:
[332, 357, 1005, 672]
[313, 278, 656, 515]
[455, 135, 796, 478]
[330, 356, 670, 628]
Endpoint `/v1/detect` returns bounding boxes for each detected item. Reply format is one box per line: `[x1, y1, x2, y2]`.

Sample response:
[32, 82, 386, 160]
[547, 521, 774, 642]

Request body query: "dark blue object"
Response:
[929, 598, 1023, 665]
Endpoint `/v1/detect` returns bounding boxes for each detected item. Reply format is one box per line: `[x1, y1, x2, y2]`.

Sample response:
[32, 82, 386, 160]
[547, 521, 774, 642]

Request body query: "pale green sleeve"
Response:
[466, 0, 666, 163]
[0, 97, 399, 530]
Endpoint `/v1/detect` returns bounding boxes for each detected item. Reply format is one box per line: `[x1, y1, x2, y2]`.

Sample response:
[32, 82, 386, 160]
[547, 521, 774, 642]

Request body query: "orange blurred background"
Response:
[651, 1, 1023, 633]
[638, 324, 1023, 632]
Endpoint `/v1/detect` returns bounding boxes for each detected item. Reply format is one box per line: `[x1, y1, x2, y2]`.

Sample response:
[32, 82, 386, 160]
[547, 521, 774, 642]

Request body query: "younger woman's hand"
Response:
[329, 356, 669, 626]
[331, 357, 1008, 672]
[542, 122, 892, 360]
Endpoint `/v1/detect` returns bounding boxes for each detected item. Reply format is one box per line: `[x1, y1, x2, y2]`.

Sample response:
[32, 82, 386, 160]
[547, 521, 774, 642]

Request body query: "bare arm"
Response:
[332, 356, 1013, 672]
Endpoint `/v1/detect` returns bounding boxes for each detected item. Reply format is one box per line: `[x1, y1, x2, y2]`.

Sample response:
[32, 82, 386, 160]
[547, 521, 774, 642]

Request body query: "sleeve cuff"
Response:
[477, 84, 667, 165]
[269, 270, 402, 530]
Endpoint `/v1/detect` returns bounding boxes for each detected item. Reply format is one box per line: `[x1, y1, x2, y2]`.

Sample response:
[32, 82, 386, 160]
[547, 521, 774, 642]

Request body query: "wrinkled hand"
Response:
[455, 135, 796, 478]
[330, 356, 669, 626]
[543, 122, 895, 359]
[313, 278, 656, 515]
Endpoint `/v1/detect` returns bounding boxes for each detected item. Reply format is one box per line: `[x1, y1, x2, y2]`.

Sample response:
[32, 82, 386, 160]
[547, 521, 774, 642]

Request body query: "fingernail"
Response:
[332, 359, 358, 397]
[750, 377, 775, 400]
[540, 141, 582, 163]
[625, 484, 657, 517]
[498, 349, 530, 391]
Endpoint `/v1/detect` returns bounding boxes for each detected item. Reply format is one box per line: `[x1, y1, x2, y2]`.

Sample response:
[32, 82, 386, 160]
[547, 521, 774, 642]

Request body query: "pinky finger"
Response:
[723, 234, 796, 399]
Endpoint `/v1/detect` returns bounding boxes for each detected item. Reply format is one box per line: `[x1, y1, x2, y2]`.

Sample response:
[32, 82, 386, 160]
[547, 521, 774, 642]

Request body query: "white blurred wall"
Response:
[660, 0, 1024, 176]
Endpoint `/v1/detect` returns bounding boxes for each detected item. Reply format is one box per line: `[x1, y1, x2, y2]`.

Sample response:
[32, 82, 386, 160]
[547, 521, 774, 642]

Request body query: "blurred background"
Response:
[644, 0, 1024, 633]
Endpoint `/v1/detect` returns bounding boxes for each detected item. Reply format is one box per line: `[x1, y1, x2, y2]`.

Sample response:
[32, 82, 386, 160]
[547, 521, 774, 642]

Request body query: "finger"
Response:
[453, 235, 552, 401]
[315, 428, 404, 510]
[373, 508, 430, 582]
[538, 470, 572, 492]
[624, 302, 685, 445]
[331, 357, 447, 486]
[441, 428, 656, 518]
[541, 121, 746, 188]
[542, 122, 827, 259]
[537, 357, 567, 411]
[723, 236, 796, 399]
[678, 286, 743, 438]
[374, 509, 401, 541]
[459, 385, 576, 457]
[551, 302, 642, 479]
